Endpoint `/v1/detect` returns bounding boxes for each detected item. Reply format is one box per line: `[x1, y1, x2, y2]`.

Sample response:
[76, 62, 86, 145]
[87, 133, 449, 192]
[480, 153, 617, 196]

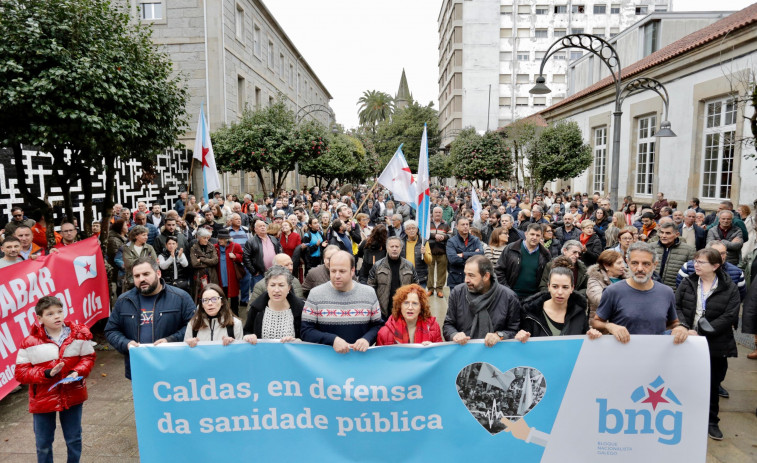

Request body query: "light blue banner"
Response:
[130, 336, 709, 462]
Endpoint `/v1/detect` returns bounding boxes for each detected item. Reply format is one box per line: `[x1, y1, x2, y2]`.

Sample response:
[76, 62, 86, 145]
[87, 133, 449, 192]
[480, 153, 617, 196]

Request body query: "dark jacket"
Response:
[495, 239, 551, 289]
[544, 238, 562, 259]
[442, 281, 521, 340]
[105, 281, 196, 379]
[676, 260, 746, 300]
[243, 234, 282, 276]
[675, 271, 740, 357]
[402, 238, 428, 285]
[539, 259, 588, 296]
[741, 276, 757, 335]
[579, 233, 603, 266]
[504, 227, 524, 245]
[153, 228, 190, 257]
[428, 220, 452, 254]
[519, 291, 590, 337]
[358, 245, 386, 284]
[554, 225, 580, 244]
[678, 223, 707, 251]
[244, 291, 304, 339]
[446, 233, 484, 287]
[368, 256, 419, 319]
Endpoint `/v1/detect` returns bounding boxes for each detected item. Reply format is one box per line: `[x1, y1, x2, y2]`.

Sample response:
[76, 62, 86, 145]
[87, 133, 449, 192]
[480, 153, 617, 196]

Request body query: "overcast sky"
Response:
[266, 0, 756, 130]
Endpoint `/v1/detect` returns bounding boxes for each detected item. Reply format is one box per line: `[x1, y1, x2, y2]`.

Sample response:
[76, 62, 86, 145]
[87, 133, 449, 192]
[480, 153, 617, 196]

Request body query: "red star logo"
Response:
[201, 146, 210, 168]
[83, 262, 92, 274]
[642, 387, 669, 411]
[402, 167, 415, 183]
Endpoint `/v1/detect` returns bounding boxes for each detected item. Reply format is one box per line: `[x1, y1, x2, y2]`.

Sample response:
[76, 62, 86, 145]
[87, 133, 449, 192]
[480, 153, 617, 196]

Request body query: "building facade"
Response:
[437, 0, 670, 148]
[538, 4, 757, 210]
[130, 0, 333, 196]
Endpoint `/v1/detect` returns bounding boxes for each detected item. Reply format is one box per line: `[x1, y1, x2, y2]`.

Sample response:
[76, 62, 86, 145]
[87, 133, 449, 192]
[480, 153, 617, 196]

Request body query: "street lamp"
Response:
[295, 104, 338, 192]
[530, 34, 675, 209]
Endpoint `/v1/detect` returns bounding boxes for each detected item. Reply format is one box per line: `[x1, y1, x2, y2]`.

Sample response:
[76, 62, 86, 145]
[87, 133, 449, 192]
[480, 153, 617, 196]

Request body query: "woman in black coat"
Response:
[579, 219, 603, 266]
[675, 248, 740, 441]
[243, 267, 304, 342]
[515, 266, 601, 341]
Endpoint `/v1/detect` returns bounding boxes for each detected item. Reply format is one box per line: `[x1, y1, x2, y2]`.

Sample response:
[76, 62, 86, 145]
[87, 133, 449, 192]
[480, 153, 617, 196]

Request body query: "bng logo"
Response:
[596, 376, 682, 445]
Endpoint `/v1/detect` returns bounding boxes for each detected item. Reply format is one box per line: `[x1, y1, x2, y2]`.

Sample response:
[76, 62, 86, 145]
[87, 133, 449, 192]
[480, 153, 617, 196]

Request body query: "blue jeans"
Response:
[239, 272, 252, 305]
[33, 403, 83, 463]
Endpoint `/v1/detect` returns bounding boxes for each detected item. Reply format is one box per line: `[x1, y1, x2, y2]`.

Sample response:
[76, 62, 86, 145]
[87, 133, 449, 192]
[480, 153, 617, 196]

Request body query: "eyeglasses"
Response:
[693, 260, 711, 266]
[201, 297, 222, 304]
[12, 214, 23, 218]
[401, 300, 421, 308]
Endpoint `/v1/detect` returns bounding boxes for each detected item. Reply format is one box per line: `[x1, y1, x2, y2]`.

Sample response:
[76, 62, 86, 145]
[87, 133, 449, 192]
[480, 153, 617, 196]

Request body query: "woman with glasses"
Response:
[377, 284, 442, 345]
[184, 284, 243, 347]
[541, 223, 561, 259]
[675, 248, 740, 441]
[611, 227, 637, 264]
[586, 250, 630, 321]
[243, 266, 303, 344]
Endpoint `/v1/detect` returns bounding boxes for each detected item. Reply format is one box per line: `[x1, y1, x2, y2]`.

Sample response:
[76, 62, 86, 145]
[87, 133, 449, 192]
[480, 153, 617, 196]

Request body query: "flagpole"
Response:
[357, 181, 379, 213]
[187, 157, 195, 197]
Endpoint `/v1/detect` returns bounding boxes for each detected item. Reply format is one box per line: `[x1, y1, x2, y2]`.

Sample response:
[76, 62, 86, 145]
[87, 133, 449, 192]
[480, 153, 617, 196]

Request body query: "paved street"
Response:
[1, 299, 756, 462]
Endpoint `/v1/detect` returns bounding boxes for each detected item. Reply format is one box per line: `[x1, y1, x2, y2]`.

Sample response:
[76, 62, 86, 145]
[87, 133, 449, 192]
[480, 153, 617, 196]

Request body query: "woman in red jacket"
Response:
[377, 284, 443, 345]
[215, 230, 244, 315]
[279, 220, 302, 258]
[15, 296, 95, 463]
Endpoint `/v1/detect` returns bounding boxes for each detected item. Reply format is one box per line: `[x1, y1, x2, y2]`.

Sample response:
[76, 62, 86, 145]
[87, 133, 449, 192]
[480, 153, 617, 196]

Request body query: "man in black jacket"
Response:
[495, 223, 551, 300]
[443, 255, 520, 346]
[243, 219, 283, 287]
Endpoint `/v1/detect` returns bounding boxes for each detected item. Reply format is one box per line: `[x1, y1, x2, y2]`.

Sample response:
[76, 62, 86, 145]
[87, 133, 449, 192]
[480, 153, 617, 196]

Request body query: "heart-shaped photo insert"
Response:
[456, 363, 546, 434]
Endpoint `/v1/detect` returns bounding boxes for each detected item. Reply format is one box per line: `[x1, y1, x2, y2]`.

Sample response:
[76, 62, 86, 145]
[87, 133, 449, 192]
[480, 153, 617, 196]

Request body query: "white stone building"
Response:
[129, 0, 333, 195]
[437, 0, 670, 149]
[537, 4, 757, 209]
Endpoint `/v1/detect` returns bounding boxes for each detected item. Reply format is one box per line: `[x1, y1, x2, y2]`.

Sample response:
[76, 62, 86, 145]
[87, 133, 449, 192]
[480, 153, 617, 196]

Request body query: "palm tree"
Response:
[357, 90, 394, 130]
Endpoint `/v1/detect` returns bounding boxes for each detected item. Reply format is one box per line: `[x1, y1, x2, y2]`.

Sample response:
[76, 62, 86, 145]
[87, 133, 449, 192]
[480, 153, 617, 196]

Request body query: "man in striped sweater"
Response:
[301, 251, 383, 353]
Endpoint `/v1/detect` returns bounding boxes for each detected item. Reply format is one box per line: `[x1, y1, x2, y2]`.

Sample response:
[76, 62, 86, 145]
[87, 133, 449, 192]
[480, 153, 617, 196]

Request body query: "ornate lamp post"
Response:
[530, 34, 675, 209]
[295, 104, 338, 192]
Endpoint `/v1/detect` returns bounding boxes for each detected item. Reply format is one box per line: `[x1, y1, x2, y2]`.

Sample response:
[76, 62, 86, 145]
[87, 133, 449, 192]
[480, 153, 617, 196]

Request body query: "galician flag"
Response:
[471, 186, 482, 224]
[416, 124, 431, 241]
[193, 103, 221, 200]
[377, 145, 417, 205]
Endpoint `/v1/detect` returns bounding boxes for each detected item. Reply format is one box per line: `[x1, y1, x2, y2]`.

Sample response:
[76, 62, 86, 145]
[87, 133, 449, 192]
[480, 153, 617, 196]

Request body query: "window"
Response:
[500, 52, 512, 61]
[517, 53, 530, 61]
[140, 1, 162, 20]
[255, 87, 261, 108]
[594, 4, 607, 14]
[610, 28, 620, 37]
[635, 115, 657, 195]
[552, 74, 566, 83]
[267, 40, 274, 68]
[570, 51, 583, 60]
[643, 21, 660, 56]
[269, 96, 274, 107]
[536, 6, 548, 15]
[593, 28, 605, 38]
[517, 28, 530, 38]
[554, 5, 567, 13]
[516, 97, 529, 106]
[636, 6, 648, 15]
[535, 51, 546, 59]
[535, 29, 548, 38]
[253, 25, 261, 56]
[533, 97, 547, 106]
[516, 74, 530, 83]
[289, 63, 294, 87]
[500, 74, 512, 84]
[501, 5, 512, 14]
[279, 53, 285, 77]
[702, 98, 737, 199]
[553, 52, 567, 60]
[572, 5, 585, 13]
[235, 4, 244, 39]
[552, 97, 564, 103]
[237, 76, 245, 114]
[611, 4, 620, 14]
[500, 97, 512, 106]
[571, 28, 584, 34]
[500, 28, 513, 38]
[593, 127, 608, 193]
[554, 29, 567, 37]
[518, 5, 531, 14]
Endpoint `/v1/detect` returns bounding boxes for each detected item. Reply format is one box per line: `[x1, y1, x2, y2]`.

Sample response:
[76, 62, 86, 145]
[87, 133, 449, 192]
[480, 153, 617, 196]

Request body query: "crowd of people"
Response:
[4, 183, 757, 459]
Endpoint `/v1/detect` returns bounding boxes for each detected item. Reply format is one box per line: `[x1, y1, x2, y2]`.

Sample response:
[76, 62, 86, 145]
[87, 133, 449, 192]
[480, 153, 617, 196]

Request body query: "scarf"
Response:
[642, 221, 657, 237]
[579, 233, 590, 246]
[466, 279, 500, 338]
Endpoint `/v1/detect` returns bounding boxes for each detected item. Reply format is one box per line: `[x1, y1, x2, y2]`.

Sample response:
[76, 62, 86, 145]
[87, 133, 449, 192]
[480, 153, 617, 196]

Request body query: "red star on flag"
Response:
[202, 146, 210, 168]
[642, 387, 669, 411]
[402, 167, 415, 183]
[83, 262, 92, 274]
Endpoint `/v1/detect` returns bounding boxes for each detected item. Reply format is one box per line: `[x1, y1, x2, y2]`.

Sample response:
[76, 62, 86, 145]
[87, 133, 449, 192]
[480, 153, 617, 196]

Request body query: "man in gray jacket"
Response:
[655, 221, 695, 290]
[368, 236, 418, 319]
[706, 210, 743, 265]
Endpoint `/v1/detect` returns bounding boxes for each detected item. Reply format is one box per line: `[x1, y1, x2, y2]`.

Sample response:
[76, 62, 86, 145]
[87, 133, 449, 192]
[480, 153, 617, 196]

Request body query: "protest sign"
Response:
[131, 336, 709, 462]
[0, 237, 109, 399]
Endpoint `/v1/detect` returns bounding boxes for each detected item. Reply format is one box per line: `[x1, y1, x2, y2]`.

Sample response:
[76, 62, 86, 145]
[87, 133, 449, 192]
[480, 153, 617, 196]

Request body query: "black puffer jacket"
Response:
[675, 271, 740, 357]
[519, 291, 589, 337]
[741, 276, 757, 335]
[495, 239, 551, 288]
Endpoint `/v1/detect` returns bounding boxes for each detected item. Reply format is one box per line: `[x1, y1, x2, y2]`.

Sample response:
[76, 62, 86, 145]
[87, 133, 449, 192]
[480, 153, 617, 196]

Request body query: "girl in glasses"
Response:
[184, 284, 243, 347]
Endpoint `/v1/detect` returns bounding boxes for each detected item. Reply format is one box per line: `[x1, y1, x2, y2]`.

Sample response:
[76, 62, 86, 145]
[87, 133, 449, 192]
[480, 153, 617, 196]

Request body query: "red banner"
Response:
[0, 237, 109, 400]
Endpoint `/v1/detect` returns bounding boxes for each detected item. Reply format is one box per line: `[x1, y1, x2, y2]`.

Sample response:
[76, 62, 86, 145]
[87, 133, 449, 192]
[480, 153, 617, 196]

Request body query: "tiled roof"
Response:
[499, 113, 548, 131]
[539, 3, 757, 115]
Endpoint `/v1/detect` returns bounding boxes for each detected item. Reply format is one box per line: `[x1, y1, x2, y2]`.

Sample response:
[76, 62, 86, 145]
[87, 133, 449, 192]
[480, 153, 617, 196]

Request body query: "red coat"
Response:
[377, 316, 443, 345]
[280, 231, 301, 258]
[15, 322, 95, 414]
[215, 241, 244, 297]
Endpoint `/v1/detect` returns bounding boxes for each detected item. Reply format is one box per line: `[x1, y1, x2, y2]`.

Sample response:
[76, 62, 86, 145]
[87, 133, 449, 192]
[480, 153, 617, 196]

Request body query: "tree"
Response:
[429, 153, 454, 180]
[300, 133, 367, 189]
[501, 119, 540, 188]
[529, 121, 593, 195]
[373, 100, 440, 171]
[449, 129, 513, 189]
[357, 90, 394, 129]
[0, 0, 188, 248]
[212, 99, 327, 197]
